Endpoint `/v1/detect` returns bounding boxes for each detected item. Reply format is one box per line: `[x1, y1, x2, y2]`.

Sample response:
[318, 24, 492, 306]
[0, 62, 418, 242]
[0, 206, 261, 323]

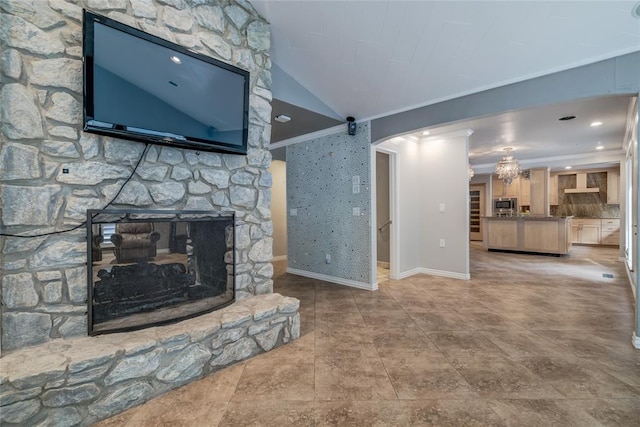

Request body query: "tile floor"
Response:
[96, 244, 639, 426]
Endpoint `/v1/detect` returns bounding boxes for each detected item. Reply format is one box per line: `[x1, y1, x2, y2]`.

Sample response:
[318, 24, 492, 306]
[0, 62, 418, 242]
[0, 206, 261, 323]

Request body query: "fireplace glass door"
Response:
[87, 210, 235, 335]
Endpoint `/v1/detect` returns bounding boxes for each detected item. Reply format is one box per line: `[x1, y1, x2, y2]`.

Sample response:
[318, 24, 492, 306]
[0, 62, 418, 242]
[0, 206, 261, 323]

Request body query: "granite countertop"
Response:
[483, 216, 573, 221]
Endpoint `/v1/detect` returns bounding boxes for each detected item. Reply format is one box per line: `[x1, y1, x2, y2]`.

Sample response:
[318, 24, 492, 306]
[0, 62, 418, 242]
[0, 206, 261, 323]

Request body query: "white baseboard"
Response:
[633, 333, 640, 350]
[272, 255, 288, 262]
[625, 267, 636, 300]
[397, 267, 470, 281]
[286, 267, 377, 291]
[397, 268, 424, 280]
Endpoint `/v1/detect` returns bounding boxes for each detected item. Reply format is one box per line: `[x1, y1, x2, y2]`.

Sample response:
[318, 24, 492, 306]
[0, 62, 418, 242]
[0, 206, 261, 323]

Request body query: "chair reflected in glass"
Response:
[110, 222, 161, 263]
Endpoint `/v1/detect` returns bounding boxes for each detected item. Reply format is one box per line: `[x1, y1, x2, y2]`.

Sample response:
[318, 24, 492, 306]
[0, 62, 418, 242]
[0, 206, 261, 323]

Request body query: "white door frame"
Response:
[372, 145, 399, 281]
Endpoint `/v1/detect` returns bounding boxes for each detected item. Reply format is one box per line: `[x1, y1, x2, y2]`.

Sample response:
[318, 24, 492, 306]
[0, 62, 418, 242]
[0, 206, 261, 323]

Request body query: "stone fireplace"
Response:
[1, 0, 274, 353]
[0, 1, 301, 425]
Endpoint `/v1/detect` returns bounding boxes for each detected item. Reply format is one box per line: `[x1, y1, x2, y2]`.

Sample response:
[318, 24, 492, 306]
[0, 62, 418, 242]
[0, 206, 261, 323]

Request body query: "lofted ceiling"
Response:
[253, 1, 639, 162]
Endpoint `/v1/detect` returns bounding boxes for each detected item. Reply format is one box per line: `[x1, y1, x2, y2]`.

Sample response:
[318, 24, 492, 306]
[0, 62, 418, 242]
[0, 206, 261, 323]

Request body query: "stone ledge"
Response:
[0, 293, 300, 426]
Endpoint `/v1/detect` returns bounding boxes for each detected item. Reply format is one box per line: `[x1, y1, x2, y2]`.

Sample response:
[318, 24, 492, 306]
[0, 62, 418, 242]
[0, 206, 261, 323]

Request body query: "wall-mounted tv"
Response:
[83, 10, 249, 155]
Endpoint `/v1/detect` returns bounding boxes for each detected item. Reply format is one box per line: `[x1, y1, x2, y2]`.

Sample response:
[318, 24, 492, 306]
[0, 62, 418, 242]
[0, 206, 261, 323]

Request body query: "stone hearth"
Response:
[0, 294, 300, 426]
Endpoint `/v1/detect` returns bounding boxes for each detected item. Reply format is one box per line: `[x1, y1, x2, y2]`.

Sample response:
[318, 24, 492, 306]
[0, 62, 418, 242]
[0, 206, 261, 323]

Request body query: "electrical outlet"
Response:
[325, 254, 331, 264]
[439, 203, 445, 213]
[439, 239, 445, 248]
[352, 184, 360, 194]
[289, 208, 297, 216]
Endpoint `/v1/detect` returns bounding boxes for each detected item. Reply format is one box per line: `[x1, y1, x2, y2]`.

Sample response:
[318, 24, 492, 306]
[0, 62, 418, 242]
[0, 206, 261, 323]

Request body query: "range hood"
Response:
[564, 172, 599, 193]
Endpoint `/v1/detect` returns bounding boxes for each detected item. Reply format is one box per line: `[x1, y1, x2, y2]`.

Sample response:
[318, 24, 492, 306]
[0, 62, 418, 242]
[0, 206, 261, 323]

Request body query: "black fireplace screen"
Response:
[87, 210, 235, 335]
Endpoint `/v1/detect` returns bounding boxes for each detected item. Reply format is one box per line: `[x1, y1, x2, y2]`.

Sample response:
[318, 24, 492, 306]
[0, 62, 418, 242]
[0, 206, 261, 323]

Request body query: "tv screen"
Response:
[83, 10, 249, 155]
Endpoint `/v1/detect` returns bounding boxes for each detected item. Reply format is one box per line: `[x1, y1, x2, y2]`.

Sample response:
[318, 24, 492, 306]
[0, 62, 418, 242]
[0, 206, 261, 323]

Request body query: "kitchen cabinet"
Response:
[492, 176, 520, 199]
[571, 218, 601, 244]
[548, 174, 558, 206]
[607, 170, 619, 204]
[484, 216, 572, 255]
[519, 177, 530, 206]
[529, 167, 549, 216]
[601, 218, 620, 245]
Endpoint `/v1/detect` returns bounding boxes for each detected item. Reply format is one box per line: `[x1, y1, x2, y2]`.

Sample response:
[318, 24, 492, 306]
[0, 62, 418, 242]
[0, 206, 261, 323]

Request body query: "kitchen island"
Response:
[483, 216, 573, 255]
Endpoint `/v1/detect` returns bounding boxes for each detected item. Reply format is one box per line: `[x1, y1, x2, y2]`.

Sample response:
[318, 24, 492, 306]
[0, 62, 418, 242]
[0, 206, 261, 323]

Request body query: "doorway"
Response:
[469, 184, 485, 241]
[376, 151, 391, 281]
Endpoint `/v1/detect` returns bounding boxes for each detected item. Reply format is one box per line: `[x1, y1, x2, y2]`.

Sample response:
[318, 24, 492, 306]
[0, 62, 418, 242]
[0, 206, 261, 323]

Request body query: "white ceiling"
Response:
[252, 1, 640, 121]
[253, 1, 639, 167]
[400, 94, 633, 167]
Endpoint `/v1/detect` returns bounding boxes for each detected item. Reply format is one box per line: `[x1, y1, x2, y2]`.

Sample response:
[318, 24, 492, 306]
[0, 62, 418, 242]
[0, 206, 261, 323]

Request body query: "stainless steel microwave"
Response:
[493, 198, 517, 215]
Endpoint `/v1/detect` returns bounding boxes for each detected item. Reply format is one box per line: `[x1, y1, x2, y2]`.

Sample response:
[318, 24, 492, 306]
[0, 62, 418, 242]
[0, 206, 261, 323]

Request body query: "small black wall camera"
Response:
[347, 116, 356, 136]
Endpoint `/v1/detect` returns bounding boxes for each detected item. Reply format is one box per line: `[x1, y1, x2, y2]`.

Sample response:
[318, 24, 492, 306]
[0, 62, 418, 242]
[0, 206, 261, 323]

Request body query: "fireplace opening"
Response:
[87, 210, 235, 335]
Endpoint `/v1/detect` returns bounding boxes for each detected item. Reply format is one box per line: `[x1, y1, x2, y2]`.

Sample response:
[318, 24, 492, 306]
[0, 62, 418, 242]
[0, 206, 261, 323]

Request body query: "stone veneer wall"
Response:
[0, 293, 300, 426]
[286, 123, 373, 286]
[0, 0, 274, 353]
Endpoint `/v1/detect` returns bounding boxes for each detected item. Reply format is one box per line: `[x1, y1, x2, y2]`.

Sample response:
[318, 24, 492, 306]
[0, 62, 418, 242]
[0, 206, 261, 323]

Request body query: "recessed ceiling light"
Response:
[596, 145, 604, 150]
[422, 131, 430, 136]
[590, 121, 603, 127]
[565, 166, 572, 170]
[274, 114, 291, 123]
[558, 115, 576, 121]
[170, 55, 181, 64]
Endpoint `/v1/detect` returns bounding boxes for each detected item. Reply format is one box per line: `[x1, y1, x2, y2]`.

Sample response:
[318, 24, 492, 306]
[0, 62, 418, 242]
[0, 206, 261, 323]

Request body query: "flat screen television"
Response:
[83, 10, 249, 155]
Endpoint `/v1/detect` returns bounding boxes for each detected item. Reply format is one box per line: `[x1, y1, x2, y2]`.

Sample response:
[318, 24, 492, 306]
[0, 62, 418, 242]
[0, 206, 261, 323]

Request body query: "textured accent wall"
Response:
[0, 0, 273, 352]
[286, 123, 372, 285]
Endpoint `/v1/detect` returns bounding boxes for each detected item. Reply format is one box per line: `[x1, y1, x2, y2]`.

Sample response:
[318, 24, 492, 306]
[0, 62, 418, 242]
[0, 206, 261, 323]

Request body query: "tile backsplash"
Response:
[551, 171, 620, 218]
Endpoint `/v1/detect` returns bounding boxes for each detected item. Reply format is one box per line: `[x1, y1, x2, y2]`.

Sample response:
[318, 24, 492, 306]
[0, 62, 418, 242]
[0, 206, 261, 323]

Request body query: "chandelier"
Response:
[495, 148, 520, 185]
[468, 164, 474, 181]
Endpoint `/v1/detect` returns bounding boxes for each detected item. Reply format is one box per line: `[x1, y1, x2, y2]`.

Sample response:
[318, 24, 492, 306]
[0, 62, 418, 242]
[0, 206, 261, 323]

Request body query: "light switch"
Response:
[290, 208, 297, 216]
[352, 175, 360, 185]
[352, 207, 360, 216]
[439, 203, 445, 213]
[439, 239, 446, 248]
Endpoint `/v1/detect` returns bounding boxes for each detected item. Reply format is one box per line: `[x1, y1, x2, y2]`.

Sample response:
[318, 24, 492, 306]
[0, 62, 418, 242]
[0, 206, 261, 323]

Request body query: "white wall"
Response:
[270, 160, 287, 259]
[377, 130, 470, 280]
[419, 133, 470, 277]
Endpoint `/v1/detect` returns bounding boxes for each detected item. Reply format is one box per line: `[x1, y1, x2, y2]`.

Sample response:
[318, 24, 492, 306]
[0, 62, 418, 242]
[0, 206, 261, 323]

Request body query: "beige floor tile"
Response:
[382, 357, 479, 400]
[565, 398, 640, 426]
[315, 328, 378, 358]
[315, 311, 367, 330]
[315, 357, 397, 401]
[220, 401, 315, 426]
[480, 330, 566, 358]
[372, 327, 446, 358]
[402, 399, 506, 426]
[487, 399, 601, 427]
[313, 400, 412, 426]
[232, 358, 315, 401]
[452, 357, 565, 399]
[428, 331, 509, 358]
[519, 356, 640, 399]
[315, 295, 359, 313]
[361, 310, 420, 330]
